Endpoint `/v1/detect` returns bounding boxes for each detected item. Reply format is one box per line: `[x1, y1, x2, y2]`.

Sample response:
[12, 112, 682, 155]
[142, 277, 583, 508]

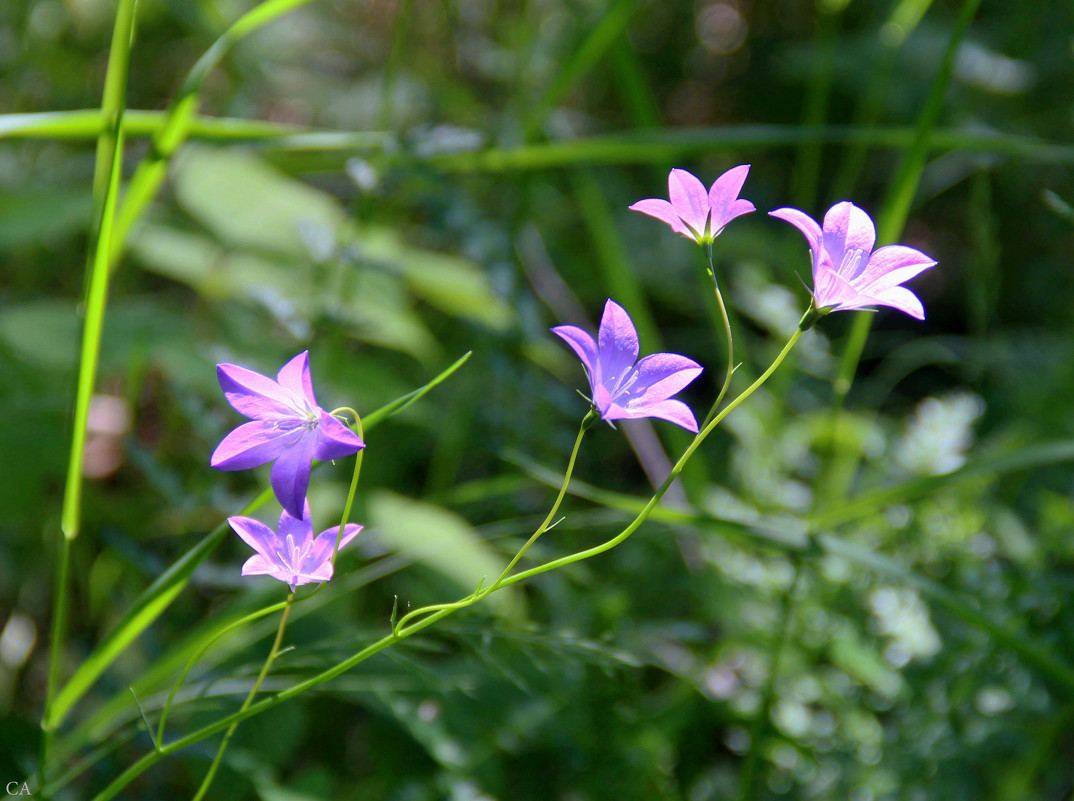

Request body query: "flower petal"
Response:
[229, 515, 280, 561]
[604, 398, 699, 433]
[628, 198, 693, 237]
[812, 266, 874, 310]
[855, 245, 936, 293]
[621, 353, 703, 408]
[301, 561, 335, 584]
[308, 522, 363, 567]
[241, 554, 280, 577]
[277, 501, 314, 550]
[822, 202, 876, 280]
[211, 420, 301, 471]
[216, 363, 298, 420]
[597, 299, 640, 390]
[708, 165, 755, 233]
[270, 432, 318, 518]
[552, 325, 600, 386]
[314, 412, 365, 461]
[769, 207, 823, 257]
[865, 284, 926, 320]
[276, 351, 317, 407]
[592, 381, 615, 419]
[667, 169, 710, 237]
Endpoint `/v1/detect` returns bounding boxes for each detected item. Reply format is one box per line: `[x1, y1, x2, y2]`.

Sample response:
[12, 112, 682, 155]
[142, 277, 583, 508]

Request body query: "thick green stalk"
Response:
[524, 0, 640, 139]
[790, 7, 840, 210]
[816, 0, 981, 511]
[42, 0, 138, 793]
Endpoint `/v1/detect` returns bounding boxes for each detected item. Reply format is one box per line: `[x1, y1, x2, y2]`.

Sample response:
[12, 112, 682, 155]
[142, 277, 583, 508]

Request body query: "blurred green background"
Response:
[2, 0, 1074, 798]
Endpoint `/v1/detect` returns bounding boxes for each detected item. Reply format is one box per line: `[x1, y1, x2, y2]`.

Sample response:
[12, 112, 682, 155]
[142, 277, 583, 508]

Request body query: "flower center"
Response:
[839, 247, 865, 281]
[283, 533, 305, 588]
[608, 370, 640, 402]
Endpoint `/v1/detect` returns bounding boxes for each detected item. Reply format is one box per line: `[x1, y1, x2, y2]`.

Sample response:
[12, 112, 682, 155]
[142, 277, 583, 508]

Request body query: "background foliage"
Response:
[2, 0, 1074, 799]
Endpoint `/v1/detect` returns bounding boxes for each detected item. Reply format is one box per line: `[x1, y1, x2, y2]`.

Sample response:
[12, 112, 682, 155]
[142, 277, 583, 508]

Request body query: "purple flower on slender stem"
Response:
[552, 299, 704, 433]
[211, 351, 364, 517]
[629, 166, 755, 245]
[769, 201, 936, 321]
[228, 501, 362, 591]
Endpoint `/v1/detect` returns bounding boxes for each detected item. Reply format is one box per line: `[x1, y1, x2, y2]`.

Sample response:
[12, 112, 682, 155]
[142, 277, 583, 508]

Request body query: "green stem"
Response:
[393, 409, 595, 634]
[156, 600, 292, 746]
[329, 407, 366, 565]
[493, 410, 594, 582]
[190, 595, 294, 801]
[701, 241, 735, 429]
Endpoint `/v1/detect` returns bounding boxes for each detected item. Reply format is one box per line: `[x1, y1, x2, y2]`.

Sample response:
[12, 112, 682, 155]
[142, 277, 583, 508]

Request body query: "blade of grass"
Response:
[790, 6, 841, 209]
[42, 0, 138, 788]
[362, 351, 471, 429]
[832, 0, 940, 198]
[523, 0, 641, 139]
[7, 113, 1072, 169]
[109, 0, 319, 268]
[408, 126, 1074, 172]
[609, 39, 662, 130]
[815, 0, 982, 512]
[0, 110, 313, 140]
[811, 440, 1074, 530]
[832, 0, 983, 402]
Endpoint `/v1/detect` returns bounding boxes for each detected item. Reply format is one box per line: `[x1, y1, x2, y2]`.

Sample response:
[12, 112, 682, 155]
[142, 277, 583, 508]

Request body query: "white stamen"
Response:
[839, 248, 864, 280]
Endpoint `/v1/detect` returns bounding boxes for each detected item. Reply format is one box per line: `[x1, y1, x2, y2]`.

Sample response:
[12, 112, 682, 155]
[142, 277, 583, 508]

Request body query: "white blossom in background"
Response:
[895, 392, 984, 475]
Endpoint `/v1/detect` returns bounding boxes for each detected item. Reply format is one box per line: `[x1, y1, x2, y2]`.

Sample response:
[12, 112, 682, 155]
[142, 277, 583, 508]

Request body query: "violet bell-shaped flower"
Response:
[228, 500, 362, 591]
[629, 166, 755, 245]
[211, 351, 364, 517]
[552, 299, 703, 433]
[769, 201, 936, 322]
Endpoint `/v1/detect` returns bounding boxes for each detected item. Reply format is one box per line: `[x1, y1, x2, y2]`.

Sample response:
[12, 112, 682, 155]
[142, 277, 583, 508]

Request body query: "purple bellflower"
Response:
[228, 500, 362, 591]
[769, 201, 936, 320]
[553, 299, 704, 433]
[211, 351, 364, 517]
[629, 166, 755, 245]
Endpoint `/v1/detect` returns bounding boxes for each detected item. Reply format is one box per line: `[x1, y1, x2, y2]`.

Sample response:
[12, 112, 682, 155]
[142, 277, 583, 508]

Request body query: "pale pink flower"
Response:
[552, 299, 703, 432]
[770, 201, 936, 319]
[629, 166, 755, 244]
[228, 500, 362, 591]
